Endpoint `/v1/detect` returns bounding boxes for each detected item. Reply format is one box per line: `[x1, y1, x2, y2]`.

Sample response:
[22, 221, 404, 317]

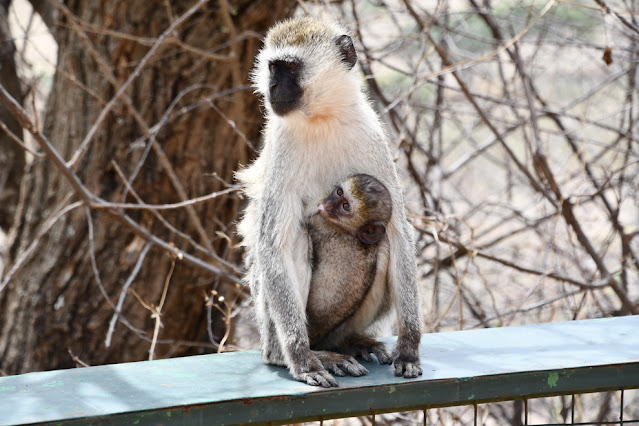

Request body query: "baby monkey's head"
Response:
[318, 174, 392, 245]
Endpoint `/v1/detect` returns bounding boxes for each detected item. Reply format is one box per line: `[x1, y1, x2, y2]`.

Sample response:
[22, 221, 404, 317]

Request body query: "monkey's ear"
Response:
[335, 35, 357, 70]
[358, 220, 386, 245]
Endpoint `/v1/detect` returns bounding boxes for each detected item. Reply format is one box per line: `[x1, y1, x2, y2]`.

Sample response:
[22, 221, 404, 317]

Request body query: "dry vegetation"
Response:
[0, 0, 637, 424]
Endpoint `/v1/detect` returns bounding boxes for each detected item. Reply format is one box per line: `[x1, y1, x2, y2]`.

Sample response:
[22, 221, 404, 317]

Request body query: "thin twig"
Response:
[148, 256, 176, 360]
[0, 120, 44, 157]
[92, 187, 240, 211]
[105, 242, 152, 348]
[85, 206, 147, 336]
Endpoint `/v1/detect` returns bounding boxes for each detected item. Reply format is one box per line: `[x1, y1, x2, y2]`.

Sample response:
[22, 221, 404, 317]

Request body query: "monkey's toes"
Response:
[325, 363, 347, 377]
[352, 343, 391, 365]
[299, 370, 339, 388]
[315, 351, 369, 377]
[325, 357, 368, 377]
[365, 342, 392, 365]
[373, 348, 393, 365]
[343, 358, 369, 376]
[355, 349, 373, 362]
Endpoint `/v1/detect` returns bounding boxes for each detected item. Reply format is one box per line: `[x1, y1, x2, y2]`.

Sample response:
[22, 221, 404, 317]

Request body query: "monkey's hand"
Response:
[314, 350, 369, 377]
[391, 341, 423, 379]
[341, 334, 393, 365]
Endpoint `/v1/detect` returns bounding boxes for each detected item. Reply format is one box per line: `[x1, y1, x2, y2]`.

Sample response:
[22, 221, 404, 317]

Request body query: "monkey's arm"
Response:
[258, 243, 340, 387]
[256, 192, 342, 387]
[388, 217, 423, 378]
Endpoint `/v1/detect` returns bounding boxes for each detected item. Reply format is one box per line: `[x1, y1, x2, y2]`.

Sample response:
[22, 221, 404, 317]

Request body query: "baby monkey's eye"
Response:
[336, 187, 343, 197]
[342, 202, 350, 212]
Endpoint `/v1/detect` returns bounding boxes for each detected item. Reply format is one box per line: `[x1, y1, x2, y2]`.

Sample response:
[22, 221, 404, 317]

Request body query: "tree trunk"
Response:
[0, 0, 293, 375]
[0, 0, 25, 234]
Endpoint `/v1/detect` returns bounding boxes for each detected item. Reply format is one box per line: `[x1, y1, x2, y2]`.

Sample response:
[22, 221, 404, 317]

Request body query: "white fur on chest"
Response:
[272, 106, 389, 216]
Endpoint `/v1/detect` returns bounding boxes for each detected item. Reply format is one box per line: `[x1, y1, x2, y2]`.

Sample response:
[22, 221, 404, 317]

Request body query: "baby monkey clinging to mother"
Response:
[307, 174, 394, 376]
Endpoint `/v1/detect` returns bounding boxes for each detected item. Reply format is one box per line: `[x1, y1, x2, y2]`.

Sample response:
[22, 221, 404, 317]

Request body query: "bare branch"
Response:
[61, 0, 210, 168]
[0, 82, 241, 284]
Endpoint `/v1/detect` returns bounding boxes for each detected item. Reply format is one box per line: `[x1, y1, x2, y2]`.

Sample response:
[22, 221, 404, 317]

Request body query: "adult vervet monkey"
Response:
[237, 16, 422, 387]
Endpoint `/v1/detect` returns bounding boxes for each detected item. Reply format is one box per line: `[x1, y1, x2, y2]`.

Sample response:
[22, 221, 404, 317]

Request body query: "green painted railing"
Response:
[1, 316, 637, 425]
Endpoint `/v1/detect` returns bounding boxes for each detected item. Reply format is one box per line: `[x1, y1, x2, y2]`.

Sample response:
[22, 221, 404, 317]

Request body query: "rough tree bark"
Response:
[0, 0, 293, 375]
[0, 0, 24, 233]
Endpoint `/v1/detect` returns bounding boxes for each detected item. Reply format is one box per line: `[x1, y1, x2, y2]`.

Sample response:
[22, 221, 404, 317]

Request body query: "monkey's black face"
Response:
[268, 59, 303, 116]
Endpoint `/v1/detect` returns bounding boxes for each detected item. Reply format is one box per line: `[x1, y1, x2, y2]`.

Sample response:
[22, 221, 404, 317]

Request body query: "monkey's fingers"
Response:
[298, 370, 339, 388]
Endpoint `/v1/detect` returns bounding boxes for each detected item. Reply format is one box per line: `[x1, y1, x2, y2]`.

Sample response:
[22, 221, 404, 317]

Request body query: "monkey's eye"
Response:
[269, 63, 276, 73]
[342, 202, 350, 212]
[336, 187, 343, 197]
[286, 62, 299, 72]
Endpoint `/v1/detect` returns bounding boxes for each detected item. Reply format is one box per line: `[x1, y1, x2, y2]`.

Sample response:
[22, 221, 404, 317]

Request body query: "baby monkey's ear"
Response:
[357, 220, 386, 245]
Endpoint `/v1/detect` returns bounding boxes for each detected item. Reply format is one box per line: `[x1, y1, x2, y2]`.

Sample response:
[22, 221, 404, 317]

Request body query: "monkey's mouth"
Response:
[269, 98, 301, 116]
[318, 203, 337, 220]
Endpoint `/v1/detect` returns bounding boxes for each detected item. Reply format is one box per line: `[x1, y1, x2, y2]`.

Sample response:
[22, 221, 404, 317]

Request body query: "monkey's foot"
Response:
[290, 347, 340, 387]
[342, 335, 393, 365]
[296, 369, 340, 388]
[314, 350, 369, 377]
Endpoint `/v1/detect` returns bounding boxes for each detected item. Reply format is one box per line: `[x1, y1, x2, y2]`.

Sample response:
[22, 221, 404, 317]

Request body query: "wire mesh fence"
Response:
[312, 389, 639, 426]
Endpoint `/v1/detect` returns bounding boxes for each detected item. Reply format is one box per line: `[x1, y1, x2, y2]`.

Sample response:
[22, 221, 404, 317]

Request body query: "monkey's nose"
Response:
[318, 203, 331, 219]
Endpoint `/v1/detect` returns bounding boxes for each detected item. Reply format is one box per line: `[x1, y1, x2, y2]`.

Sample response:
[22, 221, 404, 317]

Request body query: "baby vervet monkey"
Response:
[237, 16, 423, 387]
[307, 174, 394, 368]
